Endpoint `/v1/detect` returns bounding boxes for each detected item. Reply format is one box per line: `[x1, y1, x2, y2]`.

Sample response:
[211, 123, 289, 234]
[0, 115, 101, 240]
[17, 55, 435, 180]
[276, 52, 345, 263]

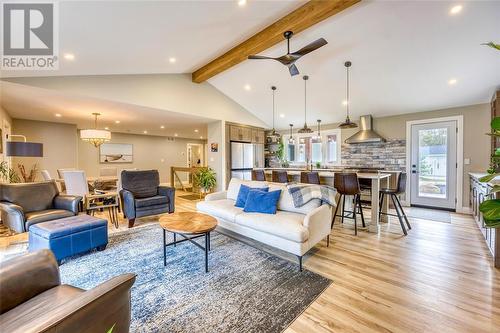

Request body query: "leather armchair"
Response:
[120, 170, 175, 227]
[0, 181, 82, 233]
[0, 249, 136, 333]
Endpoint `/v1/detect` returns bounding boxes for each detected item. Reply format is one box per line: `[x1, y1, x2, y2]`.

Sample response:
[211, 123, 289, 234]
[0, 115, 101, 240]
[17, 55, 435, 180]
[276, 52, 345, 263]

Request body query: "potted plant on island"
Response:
[478, 117, 500, 227]
[193, 167, 217, 198]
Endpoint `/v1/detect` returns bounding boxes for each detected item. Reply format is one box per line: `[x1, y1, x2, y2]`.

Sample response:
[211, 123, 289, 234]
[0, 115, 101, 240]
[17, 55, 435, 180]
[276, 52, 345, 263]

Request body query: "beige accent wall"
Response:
[78, 131, 204, 182]
[283, 103, 490, 208]
[12, 119, 78, 180]
[12, 119, 204, 183]
[0, 105, 13, 166]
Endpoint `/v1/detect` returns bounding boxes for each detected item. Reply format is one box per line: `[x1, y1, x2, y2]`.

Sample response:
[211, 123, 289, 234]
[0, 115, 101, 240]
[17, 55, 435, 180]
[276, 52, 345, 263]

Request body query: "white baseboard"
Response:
[456, 206, 472, 215]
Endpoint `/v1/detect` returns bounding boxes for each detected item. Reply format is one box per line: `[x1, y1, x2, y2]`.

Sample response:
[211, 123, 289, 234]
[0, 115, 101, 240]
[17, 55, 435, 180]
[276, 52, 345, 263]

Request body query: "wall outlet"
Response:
[464, 158, 471, 165]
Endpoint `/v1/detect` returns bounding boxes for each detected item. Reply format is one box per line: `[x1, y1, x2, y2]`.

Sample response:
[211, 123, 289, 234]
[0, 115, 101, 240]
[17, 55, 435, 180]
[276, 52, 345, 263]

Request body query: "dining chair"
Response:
[272, 170, 288, 183]
[99, 167, 118, 177]
[379, 172, 411, 235]
[57, 168, 76, 179]
[300, 171, 320, 184]
[332, 172, 365, 235]
[251, 169, 266, 181]
[63, 170, 89, 197]
[41, 170, 52, 181]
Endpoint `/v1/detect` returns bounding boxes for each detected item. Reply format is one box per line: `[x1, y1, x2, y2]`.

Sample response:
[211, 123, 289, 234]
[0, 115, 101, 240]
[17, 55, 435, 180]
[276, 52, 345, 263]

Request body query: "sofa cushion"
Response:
[25, 210, 74, 230]
[243, 189, 282, 214]
[227, 178, 268, 201]
[235, 210, 309, 243]
[0, 285, 83, 327]
[235, 184, 268, 208]
[196, 199, 243, 223]
[135, 195, 168, 208]
[268, 183, 322, 215]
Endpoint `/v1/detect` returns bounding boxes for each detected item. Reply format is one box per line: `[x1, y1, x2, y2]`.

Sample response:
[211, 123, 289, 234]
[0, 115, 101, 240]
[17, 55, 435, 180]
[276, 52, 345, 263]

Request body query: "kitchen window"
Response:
[284, 129, 341, 166]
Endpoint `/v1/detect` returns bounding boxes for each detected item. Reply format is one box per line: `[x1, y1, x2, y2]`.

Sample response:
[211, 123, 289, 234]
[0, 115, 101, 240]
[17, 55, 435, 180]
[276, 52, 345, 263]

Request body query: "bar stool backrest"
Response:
[252, 169, 266, 181]
[272, 170, 288, 183]
[300, 172, 320, 184]
[334, 172, 360, 195]
[397, 172, 407, 194]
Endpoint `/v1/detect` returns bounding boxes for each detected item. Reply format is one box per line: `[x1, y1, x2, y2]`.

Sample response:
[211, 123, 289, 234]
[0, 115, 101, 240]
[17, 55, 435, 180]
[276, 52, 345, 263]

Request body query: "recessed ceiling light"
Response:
[448, 78, 458, 85]
[450, 5, 462, 15]
[238, 0, 247, 7]
[63, 53, 75, 60]
[104, 127, 109, 130]
[244, 84, 251, 91]
[160, 125, 165, 129]
[200, 136, 203, 139]
[143, 130, 148, 134]
[169, 57, 176, 63]
[342, 100, 348, 106]
[174, 133, 178, 137]
[115, 120, 120, 124]
[194, 129, 199, 133]
[279, 113, 285, 118]
[55, 113, 62, 117]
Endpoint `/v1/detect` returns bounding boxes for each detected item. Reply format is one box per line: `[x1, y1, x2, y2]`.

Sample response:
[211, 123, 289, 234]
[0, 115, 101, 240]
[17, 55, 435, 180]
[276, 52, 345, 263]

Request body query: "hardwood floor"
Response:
[1, 192, 499, 332]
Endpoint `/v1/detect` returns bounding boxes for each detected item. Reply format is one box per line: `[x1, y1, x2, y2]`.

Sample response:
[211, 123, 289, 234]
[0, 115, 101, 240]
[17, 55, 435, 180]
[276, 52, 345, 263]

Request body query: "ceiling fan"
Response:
[248, 31, 327, 76]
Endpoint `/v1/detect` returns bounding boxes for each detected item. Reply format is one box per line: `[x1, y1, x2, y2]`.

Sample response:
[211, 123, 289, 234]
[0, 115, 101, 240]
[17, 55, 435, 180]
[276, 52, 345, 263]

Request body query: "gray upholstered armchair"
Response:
[0, 181, 82, 233]
[0, 249, 136, 333]
[120, 170, 175, 227]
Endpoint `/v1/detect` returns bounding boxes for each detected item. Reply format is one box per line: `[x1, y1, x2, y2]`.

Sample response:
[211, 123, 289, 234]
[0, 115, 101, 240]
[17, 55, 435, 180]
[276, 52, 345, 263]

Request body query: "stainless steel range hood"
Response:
[345, 115, 386, 144]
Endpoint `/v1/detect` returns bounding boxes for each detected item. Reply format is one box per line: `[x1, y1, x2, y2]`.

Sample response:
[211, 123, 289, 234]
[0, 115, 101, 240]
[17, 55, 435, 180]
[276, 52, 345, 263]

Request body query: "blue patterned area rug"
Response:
[59, 224, 331, 333]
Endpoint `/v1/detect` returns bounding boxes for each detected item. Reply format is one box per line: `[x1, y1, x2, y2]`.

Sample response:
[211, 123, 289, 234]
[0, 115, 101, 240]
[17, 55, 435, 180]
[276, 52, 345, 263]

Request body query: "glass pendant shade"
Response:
[338, 61, 358, 129]
[313, 119, 322, 142]
[80, 113, 111, 147]
[298, 75, 313, 133]
[288, 124, 295, 144]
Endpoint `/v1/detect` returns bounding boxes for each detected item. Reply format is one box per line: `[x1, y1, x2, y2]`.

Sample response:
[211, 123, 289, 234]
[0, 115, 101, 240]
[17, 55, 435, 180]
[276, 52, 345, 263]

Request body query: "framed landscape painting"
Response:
[99, 143, 133, 163]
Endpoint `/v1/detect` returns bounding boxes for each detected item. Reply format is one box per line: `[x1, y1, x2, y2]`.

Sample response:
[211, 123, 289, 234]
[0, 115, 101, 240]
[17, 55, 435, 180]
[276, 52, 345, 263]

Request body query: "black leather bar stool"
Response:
[379, 172, 411, 235]
[252, 169, 266, 181]
[272, 170, 288, 183]
[331, 173, 365, 235]
[300, 171, 320, 184]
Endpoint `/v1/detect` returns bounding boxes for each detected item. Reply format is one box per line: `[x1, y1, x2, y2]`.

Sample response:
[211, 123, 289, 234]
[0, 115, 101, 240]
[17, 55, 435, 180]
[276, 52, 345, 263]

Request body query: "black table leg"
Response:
[205, 232, 209, 273]
[163, 229, 167, 267]
[208, 232, 211, 251]
[173, 233, 176, 247]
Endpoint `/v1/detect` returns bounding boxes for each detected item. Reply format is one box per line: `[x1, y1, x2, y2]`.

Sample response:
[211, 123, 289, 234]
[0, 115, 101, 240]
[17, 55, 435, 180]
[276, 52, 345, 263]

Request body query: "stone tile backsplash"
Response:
[341, 139, 406, 171]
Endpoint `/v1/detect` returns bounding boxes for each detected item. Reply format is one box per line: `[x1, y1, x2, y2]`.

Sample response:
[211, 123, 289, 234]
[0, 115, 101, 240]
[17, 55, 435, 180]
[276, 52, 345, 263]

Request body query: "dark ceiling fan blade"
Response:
[291, 38, 328, 57]
[288, 63, 299, 76]
[248, 55, 276, 60]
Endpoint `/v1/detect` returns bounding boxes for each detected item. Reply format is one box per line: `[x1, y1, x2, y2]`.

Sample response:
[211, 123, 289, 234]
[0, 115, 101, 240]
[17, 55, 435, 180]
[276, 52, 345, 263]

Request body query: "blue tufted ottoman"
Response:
[29, 214, 108, 264]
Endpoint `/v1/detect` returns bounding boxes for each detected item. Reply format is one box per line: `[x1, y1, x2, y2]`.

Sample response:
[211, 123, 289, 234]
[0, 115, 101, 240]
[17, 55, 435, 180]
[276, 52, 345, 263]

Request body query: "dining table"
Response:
[261, 169, 391, 234]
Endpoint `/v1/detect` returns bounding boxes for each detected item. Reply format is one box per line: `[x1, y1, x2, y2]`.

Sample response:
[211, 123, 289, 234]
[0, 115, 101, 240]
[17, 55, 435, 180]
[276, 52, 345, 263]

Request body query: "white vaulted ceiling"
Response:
[1, 0, 499, 130]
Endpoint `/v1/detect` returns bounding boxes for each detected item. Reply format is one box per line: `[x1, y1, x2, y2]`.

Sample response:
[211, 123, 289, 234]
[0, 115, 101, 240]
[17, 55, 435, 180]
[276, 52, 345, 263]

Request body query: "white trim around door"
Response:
[405, 115, 464, 213]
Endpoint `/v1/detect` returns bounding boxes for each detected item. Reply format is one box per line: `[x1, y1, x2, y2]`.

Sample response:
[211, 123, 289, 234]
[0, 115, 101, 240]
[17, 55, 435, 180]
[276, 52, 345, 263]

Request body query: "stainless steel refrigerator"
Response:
[231, 142, 254, 180]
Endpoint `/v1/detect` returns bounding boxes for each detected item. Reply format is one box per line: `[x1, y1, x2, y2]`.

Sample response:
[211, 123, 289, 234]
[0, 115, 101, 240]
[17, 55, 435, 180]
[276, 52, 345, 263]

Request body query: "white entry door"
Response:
[410, 121, 457, 210]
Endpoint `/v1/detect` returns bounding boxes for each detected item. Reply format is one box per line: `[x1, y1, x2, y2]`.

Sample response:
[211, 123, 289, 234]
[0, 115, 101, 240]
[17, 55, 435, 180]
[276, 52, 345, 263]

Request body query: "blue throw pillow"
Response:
[243, 189, 282, 214]
[235, 184, 269, 208]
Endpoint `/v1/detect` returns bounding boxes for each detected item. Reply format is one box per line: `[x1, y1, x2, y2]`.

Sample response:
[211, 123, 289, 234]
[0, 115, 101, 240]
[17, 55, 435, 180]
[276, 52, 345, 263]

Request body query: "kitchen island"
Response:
[255, 168, 400, 233]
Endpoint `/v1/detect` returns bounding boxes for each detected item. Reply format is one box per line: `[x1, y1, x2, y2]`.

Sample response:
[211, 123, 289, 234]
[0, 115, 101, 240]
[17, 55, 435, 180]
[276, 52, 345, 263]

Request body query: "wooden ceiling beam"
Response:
[191, 0, 361, 83]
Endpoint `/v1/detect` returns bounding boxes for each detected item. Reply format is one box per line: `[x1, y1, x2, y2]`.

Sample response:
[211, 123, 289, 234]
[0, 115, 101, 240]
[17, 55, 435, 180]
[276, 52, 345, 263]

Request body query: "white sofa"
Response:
[196, 178, 332, 270]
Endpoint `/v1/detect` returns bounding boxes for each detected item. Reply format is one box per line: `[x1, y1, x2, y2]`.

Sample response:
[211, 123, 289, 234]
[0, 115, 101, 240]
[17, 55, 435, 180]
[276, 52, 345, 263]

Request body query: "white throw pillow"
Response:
[227, 178, 268, 201]
[268, 183, 321, 215]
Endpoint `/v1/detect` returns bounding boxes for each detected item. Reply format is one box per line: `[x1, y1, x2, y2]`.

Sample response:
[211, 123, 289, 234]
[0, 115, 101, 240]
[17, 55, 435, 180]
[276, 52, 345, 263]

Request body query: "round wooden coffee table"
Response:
[159, 212, 217, 273]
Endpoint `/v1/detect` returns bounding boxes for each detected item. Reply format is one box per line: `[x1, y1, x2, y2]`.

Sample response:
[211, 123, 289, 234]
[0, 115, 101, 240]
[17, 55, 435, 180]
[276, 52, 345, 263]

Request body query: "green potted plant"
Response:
[193, 167, 217, 196]
[478, 117, 500, 227]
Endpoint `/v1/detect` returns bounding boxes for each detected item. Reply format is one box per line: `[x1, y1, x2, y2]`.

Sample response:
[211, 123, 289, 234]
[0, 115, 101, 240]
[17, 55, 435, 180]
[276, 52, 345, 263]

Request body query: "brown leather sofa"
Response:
[0, 250, 136, 333]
